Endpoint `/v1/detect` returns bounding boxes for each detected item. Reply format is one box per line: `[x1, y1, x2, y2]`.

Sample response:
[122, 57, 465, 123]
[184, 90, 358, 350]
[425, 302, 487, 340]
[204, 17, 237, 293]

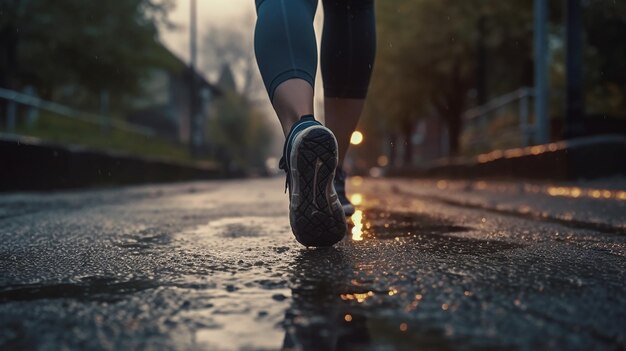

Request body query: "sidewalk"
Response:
[378, 177, 626, 233]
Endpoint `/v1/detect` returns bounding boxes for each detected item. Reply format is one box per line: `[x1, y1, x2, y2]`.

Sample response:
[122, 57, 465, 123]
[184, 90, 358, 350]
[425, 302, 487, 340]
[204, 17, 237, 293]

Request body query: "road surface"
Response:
[1, 177, 625, 350]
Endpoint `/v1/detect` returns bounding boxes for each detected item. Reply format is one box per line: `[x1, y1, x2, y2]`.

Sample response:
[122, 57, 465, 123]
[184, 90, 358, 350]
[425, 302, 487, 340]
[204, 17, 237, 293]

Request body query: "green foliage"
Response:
[209, 93, 272, 173]
[583, 0, 626, 116]
[0, 0, 174, 95]
[15, 110, 194, 163]
[365, 0, 533, 155]
[366, 0, 626, 159]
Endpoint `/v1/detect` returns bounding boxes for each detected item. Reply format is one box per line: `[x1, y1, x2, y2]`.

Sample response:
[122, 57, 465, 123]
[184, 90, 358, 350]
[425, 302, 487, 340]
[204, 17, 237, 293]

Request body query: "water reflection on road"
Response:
[282, 248, 372, 351]
[2, 179, 624, 350]
[278, 205, 487, 351]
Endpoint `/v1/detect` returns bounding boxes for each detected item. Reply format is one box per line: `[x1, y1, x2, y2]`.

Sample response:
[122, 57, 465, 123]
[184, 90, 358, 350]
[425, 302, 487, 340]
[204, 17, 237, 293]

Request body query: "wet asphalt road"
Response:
[0, 177, 625, 351]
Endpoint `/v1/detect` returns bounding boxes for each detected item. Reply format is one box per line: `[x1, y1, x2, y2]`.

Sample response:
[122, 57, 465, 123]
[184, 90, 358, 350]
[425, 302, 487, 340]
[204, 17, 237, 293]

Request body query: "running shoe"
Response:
[334, 167, 355, 216]
[279, 115, 347, 247]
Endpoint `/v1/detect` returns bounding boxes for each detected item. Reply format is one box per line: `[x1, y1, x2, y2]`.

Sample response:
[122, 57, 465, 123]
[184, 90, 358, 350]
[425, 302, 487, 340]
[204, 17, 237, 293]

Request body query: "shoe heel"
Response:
[290, 127, 347, 247]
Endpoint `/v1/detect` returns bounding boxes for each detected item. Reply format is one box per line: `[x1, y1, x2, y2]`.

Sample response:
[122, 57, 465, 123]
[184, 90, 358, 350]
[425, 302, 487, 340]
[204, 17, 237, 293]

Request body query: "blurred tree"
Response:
[209, 90, 272, 174]
[202, 18, 264, 102]
[0, 0, 174, 97]
[583, 0, 626, 117]
[208, 64, 272, 174]
[365, 0, 626, 163]
[203, 24, 274, 173]
[365, 0, 533, 158]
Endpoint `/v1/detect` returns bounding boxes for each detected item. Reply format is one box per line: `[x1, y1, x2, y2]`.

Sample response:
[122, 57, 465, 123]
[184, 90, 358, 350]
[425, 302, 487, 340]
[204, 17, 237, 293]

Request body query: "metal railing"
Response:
[0, 87, 155, 136]
[462, 87, 536, 151]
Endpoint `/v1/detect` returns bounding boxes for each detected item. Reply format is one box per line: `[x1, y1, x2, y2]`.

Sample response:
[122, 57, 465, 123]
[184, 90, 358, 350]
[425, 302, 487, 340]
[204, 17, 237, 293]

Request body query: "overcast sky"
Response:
[159, 0, 326, 154]
[159, 0, 323, 85]
[159, 0, 256, 67]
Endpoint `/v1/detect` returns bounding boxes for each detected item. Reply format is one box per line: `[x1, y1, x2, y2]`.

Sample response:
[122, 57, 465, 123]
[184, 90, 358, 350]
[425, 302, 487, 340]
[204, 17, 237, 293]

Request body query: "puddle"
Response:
[281, 248, 475, 350]
[164, 216, 297, 350]
[349, 209, 523, 256]
[0, 276, 159, 303]
[352, 209, 471, 240]
[194, 288, 291, 351]
[184, 216, 287, 239]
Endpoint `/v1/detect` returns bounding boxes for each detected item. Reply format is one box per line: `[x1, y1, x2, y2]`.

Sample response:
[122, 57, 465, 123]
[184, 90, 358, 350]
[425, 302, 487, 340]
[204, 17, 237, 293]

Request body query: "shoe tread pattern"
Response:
[292, 128, 346, 246]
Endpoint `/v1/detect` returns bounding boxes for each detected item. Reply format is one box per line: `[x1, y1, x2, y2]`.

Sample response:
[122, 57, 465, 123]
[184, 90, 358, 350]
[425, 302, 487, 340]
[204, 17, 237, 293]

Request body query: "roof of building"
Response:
[154, 41, 222, 95]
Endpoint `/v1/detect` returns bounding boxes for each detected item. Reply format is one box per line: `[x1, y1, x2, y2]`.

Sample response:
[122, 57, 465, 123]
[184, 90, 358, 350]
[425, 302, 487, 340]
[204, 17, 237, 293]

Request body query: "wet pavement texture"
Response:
[0, 178, 625, 351]
[390, 178, 626, 232]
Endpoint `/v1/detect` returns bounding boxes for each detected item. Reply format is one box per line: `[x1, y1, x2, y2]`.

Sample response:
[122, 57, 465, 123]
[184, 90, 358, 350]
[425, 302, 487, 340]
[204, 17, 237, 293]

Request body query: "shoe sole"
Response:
[288, 126, 347, 247]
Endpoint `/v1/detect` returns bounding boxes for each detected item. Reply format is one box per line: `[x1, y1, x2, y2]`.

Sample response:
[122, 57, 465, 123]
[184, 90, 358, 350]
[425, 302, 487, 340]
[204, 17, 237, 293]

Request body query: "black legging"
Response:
[254, 0, 376, 101]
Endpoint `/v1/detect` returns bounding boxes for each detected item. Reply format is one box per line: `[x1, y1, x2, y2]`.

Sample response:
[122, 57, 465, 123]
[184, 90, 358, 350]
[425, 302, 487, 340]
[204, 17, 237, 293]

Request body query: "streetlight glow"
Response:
[350, 131, 364, 145]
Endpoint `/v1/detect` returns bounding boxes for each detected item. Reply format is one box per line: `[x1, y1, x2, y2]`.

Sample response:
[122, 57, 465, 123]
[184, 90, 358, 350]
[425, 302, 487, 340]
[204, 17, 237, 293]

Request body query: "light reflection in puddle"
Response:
[172, 216, 294, 350]
[194, 288, 292, 351]
[340, 291, 375, 303]
[183, 216, 289, 238]
[351, 210, 364, 241]
[350, 193, 365, 241]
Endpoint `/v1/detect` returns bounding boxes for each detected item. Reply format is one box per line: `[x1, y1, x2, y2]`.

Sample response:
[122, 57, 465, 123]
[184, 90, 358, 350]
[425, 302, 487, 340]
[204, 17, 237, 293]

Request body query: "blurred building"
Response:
[128, 45, 221, 144]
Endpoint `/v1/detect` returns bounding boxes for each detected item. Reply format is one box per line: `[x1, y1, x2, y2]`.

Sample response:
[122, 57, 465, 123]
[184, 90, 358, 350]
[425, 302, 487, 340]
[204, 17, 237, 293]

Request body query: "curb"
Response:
[400, 190, 626, 235]
[388, 135, 626, 181]
[1, 134, 223, 192]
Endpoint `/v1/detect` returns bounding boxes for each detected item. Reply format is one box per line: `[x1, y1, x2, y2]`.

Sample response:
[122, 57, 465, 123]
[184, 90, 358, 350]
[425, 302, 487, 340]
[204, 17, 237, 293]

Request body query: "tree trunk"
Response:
[0, 23, 19, 88]
[403, 121, 413, 166]
[447, 115, 462, 156]
[0, 24, 19, 128]
[448, 61, 468, 156]
[564, 0, 585, 139]
[388, 133, 398, 168]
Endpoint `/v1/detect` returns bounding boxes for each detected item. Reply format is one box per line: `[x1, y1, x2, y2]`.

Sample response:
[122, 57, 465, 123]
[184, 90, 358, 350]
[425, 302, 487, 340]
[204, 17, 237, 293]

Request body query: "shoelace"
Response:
[278, 115, 320, 194]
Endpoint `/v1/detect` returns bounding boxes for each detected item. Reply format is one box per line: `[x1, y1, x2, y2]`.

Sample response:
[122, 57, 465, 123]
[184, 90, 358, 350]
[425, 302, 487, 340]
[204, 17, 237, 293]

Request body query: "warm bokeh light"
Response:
[436, 181, 626, 202]
[350, 176, 363, 187]
[546, 186, 626, 201]
[350, 193, 363, 206]
[377, 155, 389, 167]
[369, 167, 383, 178]
[340, 291, 374, 303]
[350, 131, 363, 145]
